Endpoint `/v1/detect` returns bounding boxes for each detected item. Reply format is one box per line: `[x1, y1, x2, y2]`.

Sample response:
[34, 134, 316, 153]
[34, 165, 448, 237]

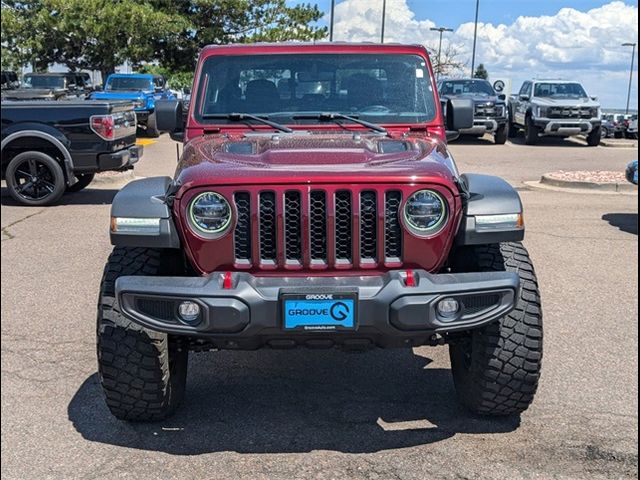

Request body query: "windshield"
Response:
[439, 79, 494, 96]
[106, 76, 152, 91]
[24, 75, 65, 89]
[534, 83, 587, 98]
[195, 53, 437, 125]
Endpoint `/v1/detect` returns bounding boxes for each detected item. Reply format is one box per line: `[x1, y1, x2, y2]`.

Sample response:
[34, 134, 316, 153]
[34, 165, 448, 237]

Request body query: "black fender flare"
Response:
[110, 176, 181, 248]
[455, 173, 525, 245]
[1, 126, 75, 181]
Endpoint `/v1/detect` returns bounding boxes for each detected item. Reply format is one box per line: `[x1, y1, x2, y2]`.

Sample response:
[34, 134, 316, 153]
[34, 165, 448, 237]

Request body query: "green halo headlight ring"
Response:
[188, 191, 232, 237]
[403, 189, 448, 237]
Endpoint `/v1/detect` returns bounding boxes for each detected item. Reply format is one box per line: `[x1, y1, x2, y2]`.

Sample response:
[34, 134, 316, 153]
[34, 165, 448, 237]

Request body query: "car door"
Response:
[514, 81, 531, 125]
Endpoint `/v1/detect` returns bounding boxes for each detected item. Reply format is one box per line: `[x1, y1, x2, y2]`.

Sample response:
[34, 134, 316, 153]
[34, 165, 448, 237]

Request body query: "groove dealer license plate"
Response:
[282, 293, 357, 331]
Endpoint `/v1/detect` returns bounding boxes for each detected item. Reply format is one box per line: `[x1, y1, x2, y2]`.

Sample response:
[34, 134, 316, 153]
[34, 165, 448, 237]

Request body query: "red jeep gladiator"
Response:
[99, 43, 542, 421]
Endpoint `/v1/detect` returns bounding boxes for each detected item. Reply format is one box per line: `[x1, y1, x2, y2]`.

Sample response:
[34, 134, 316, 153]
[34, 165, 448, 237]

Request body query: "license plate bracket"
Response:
[281, 293, 358, 331]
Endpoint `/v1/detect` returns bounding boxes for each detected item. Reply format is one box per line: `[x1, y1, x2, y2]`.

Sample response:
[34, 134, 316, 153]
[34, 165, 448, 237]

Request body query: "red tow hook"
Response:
[404, 269, 417, 287]
[222, 271, 233, 289]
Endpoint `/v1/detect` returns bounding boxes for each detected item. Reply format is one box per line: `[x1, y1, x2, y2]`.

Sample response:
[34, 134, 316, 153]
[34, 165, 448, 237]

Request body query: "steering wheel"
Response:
[360, 105, 391, 114]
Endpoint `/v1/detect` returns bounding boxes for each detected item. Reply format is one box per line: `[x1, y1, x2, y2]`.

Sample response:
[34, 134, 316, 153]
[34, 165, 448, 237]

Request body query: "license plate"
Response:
[282, 293, 357, 331]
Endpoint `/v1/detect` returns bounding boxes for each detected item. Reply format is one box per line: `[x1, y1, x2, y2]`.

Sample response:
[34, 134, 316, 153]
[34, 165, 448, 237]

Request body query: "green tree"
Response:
[2, 0, 326, 79]
[151, 0, 327, 72]
[1, 0, 186, 79]
[474, 63, 489, 80]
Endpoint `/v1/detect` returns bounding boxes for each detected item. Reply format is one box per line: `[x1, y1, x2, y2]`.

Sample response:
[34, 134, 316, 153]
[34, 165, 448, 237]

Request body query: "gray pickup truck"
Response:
[508, 80, 601, 146]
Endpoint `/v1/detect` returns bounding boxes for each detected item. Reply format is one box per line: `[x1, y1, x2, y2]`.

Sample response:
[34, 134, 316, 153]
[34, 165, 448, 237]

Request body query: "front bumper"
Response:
[98, 145, 143, 170]
[116, 270, 519, 349]
[534, 117, 600, 136]
[460, 117, 507, 135]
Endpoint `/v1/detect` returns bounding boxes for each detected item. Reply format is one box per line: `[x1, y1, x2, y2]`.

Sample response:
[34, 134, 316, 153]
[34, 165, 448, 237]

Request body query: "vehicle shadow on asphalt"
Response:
[448, 135, 496, 146]
[68, 348, 520, 455]
[602, 213, 638, 235]
[507, 136, 588, 148]
[0, 187, 118, 206]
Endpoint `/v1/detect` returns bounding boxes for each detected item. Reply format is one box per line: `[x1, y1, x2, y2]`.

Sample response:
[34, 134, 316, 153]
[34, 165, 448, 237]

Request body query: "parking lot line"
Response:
[136, 138, 157, 146]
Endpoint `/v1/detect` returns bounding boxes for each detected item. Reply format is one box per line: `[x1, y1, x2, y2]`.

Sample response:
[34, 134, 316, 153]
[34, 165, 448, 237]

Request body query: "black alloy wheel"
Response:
[6, 151, 66, 206]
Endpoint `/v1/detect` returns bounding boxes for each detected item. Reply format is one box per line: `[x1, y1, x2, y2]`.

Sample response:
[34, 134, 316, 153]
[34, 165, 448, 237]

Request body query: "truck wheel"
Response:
[524, 117, 539, 145]
[146, 112, 160, 138]
[587, 126, 601, 147]
[97, 247, 188, 421]
[66, 173, 95, 193]
[600, 126, 609, 139]
[448, 242, 543, 416]
[494, 124, 508, 145]
[5, 151, 66, 206]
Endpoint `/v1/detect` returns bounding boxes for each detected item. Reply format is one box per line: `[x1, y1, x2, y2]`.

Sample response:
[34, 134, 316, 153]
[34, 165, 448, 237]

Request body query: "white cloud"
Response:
[331, 0, 639, 109]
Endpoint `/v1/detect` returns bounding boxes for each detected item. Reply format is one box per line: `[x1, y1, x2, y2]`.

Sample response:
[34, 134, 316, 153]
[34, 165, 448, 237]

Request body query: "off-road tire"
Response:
[146, 112, 160, 138]
[66, 173, 95, 193]
[449, 242, 543, 416]
[600, 126, 609, 139]
[97, 247, 188, 421]
[524, 117, 539, 145]
[5, 151, 66, 206]
[586, 126, 601, 147]
[494, 124, 508, 145]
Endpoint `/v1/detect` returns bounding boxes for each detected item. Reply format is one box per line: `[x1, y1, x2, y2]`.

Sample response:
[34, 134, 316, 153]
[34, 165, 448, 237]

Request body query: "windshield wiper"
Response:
[201, 113, 293, 133]
[293, 112, 388, 134]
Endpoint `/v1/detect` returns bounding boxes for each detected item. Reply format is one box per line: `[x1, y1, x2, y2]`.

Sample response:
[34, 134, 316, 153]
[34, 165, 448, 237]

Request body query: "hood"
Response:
[90, 90, 147, 100]
[533, 96, 599, 108]
[174, 132, 459, 197]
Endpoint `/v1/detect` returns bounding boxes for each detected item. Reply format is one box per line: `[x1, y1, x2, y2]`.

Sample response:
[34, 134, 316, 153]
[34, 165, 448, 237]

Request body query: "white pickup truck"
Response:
[508, 80, 601, 146]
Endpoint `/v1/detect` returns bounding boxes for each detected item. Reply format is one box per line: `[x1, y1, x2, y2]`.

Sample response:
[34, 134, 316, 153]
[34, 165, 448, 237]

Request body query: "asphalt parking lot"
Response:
[1, 134, 637, 479]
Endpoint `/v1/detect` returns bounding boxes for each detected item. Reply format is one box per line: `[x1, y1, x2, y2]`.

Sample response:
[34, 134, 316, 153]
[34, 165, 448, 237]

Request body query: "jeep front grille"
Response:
[232, 187, 404, 270]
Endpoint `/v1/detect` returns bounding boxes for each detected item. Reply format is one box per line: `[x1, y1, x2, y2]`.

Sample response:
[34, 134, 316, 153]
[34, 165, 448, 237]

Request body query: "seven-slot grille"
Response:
[233, 188, 404, 269]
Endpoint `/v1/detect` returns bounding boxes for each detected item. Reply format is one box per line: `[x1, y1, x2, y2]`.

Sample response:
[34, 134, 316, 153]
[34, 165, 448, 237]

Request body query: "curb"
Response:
[600, 139, 638, 149]
[525, 178, 637, 195]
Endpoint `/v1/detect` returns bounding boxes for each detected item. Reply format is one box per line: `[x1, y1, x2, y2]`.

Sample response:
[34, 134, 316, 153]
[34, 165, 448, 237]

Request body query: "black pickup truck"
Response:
[1, 100, 142, 206]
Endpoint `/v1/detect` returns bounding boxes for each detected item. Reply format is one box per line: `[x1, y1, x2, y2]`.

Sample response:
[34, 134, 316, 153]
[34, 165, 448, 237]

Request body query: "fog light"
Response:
[437, 298, 460, 320]
[178, 301, 201, 324]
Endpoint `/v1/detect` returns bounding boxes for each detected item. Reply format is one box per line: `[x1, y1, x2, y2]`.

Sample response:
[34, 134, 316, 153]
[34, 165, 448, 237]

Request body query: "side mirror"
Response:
[444, 98, 474, 142]
[156, 99, 184, 140]
[519, 94, 530, 101]
[497, 93, 507, 101]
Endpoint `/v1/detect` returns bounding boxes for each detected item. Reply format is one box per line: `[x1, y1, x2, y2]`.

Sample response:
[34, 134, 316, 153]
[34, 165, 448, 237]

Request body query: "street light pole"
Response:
[329, 0, 336, 42]
[622, 42, 636, 115]
[471, 0, 480, 77]
[381, 0, 387, 43]
[430, 27, 454, 78]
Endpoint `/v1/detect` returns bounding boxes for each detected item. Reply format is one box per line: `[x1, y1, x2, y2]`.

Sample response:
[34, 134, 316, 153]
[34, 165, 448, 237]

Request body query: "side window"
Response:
[519, 82, 531, 97]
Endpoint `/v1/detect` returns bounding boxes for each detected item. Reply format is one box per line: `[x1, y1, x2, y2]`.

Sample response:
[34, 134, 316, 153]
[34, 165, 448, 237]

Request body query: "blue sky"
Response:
[288, 0, 638, 109]
[292, 0, 638, 27]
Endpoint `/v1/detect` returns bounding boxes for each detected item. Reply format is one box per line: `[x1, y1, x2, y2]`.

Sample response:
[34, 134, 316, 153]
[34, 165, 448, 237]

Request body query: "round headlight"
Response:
[404, 190, 447, 236]
[188, 192, 231, 236]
